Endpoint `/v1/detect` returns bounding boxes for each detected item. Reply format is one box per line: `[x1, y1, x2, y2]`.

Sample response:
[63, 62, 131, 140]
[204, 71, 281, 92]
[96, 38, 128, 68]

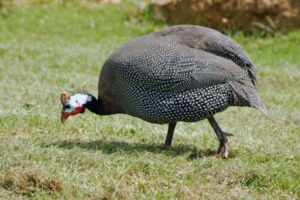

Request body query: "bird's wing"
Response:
[154, 25, 257, 85]
[107, 25, 254, 93]
[120, 41, 249, 93]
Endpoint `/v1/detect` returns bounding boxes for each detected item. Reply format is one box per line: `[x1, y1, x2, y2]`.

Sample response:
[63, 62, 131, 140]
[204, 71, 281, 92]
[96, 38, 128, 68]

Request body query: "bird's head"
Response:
[60, 91, 92, 123]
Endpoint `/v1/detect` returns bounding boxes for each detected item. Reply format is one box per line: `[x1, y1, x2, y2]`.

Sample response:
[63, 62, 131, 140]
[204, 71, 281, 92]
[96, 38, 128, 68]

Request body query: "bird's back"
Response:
[99, 25, 267, 123]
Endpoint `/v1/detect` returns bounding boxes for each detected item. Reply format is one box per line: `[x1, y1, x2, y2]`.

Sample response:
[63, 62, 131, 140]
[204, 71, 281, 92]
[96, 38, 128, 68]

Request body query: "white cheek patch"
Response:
[69, 94, 89, 108]
[72, 94, 89, 105]
[63, 94, 90, 113]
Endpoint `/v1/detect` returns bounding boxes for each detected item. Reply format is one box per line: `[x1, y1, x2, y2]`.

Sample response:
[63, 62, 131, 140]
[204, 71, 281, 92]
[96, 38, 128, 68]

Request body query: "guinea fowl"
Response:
[60, 25, 267, 158]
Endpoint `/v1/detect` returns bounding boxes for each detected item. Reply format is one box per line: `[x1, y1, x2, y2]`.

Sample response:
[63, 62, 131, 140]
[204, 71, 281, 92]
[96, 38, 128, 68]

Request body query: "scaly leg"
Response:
[207, 116, 229, 158]
[164, 122, 177, 148]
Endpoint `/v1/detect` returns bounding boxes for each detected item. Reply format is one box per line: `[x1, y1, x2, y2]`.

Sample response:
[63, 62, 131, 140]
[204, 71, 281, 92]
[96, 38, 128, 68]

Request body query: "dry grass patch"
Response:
[0, 169, 63, 196]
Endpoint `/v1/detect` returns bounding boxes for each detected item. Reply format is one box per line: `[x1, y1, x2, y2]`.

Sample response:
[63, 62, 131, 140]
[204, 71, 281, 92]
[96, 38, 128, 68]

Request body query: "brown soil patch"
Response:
[152, 0, 300, 34]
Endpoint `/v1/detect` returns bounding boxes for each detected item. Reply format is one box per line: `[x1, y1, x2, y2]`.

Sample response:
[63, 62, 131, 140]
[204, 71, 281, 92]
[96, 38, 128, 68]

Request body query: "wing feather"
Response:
[106, 25, 253, 93]
[155, 25, 257, 85]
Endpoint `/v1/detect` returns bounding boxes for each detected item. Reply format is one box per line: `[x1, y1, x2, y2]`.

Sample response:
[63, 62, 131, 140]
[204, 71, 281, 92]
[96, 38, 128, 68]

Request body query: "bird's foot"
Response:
[213, 142, 229, 159]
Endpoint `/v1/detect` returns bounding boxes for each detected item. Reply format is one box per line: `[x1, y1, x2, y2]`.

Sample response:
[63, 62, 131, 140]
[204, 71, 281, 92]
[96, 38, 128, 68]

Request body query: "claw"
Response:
[208, 116, 230, 159]
[223, 148, 229, 158]
[214, 142, 229, 159]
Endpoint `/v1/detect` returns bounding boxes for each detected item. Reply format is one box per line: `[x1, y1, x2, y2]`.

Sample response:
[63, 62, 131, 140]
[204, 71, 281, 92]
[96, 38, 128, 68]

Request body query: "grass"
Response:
[0, 1, 299, 199]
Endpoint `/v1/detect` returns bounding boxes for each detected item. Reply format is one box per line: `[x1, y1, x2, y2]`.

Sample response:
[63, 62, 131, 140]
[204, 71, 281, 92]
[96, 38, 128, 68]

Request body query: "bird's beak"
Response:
[60, 112, 69, 123]
[60, 106, 83, 124]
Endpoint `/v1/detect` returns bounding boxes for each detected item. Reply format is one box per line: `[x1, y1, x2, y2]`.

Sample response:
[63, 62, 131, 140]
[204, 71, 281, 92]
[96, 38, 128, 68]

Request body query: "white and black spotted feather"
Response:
[99, 25, 267, 124]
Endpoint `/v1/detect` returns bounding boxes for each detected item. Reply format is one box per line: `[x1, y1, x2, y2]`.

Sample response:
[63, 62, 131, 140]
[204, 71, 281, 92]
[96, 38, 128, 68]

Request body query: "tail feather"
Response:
[229, 81, 268, 116]
[250, 93, 268, 116]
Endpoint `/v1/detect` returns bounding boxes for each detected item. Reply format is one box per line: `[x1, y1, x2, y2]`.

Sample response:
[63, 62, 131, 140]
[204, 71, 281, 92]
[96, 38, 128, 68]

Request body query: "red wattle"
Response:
[75, 106, 83, 112]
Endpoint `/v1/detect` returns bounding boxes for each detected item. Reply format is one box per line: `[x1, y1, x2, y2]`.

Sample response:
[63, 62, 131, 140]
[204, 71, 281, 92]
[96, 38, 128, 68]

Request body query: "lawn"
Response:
[0, 1, 299, 199]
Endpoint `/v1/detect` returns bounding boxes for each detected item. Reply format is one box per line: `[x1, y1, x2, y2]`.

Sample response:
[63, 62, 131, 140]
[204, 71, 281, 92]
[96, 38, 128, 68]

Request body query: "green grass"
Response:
[0, 1, 299, 199]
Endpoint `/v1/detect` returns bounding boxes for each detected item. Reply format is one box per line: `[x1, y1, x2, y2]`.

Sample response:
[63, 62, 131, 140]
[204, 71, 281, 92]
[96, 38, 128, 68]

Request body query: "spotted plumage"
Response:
[61, 25, 267, 158]
[99, 25, 267, 123]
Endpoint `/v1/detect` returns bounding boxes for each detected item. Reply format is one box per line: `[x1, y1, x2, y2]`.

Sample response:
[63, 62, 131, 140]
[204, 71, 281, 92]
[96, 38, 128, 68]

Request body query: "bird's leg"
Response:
[164, 122, 177, 149]
[207, 116, 229, 158]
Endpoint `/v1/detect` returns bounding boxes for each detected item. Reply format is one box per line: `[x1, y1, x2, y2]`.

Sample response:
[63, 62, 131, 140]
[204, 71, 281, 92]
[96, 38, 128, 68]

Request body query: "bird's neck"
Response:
[83, 94, 118, 115]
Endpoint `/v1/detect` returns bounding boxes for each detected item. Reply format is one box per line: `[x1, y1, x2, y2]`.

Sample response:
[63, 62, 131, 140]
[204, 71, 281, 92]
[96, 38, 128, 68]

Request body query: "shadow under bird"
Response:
[60, 25, 268, 158]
